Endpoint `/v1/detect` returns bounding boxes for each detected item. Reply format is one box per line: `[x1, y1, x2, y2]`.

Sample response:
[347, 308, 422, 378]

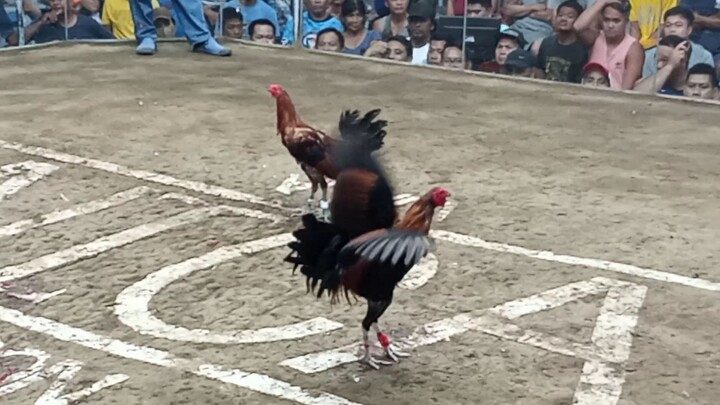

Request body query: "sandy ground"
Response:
[0, 42, 718, 405]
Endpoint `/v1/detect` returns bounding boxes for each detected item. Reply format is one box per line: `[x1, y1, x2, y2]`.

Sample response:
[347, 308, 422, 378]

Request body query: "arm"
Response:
[22, 0, 42, 19]
[694, 12, 720, 30]
[634, 41, 687, 93]
[573, 0, 610, 46]
[503, 0, 545, 19]
[629, 21, 640, 40]
[621, 41, 645, 89]
[633, 64, 674, 93]
[7, 13, 51, 45]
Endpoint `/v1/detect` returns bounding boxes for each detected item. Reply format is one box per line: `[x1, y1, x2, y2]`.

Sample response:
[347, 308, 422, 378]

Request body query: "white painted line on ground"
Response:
[7, 288, 67, 304]
[275, 174, 336, 196]
[279, 275, 646, 404]
[115, 233, 344, 344]
[33, 359, 129, 405]
[436, 199, 455, 222]
[0, 207, 219, 283]
[0, 160, 59, 200]
[430, 230, 720, 292]
[0, 186, 152, 237]
[158, 192, 208, 206]
[0, 139, 288, 211]
[397, 253, 438, 290]
[0, 306, 362, 405]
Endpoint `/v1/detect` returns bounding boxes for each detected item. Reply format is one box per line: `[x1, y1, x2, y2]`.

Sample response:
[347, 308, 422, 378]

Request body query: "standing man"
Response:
[129, 0, 231, 56]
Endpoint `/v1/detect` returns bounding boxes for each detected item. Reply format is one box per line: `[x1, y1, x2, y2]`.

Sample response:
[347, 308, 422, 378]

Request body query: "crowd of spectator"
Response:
[2, 0, 719, 101]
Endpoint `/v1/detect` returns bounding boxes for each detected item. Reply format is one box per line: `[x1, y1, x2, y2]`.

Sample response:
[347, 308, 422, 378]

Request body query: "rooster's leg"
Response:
[372, 323, 410, 361]
[319, 177, 330, 221]
[304, 179, 318, 214]
[358, 300, 394, 369]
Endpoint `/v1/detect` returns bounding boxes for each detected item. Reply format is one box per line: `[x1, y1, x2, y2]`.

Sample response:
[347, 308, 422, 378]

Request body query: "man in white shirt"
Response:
[407, 1, 435, 64]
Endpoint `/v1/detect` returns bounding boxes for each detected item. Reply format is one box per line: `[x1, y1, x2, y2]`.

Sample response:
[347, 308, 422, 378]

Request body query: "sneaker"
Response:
[136, 38, 157, 55]
[193, 38, 231, 56]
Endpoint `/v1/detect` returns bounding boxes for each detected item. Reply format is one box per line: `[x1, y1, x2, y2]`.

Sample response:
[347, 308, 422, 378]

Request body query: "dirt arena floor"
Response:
[0, 42, 719, 405]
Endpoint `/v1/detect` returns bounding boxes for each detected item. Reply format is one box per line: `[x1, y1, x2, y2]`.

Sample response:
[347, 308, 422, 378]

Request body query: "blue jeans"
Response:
[129, 0, 210, 46]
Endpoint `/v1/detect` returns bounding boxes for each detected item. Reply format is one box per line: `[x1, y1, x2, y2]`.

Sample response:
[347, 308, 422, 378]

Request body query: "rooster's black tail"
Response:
[337, 109, 387, 153]
[284, 214, 348, 299]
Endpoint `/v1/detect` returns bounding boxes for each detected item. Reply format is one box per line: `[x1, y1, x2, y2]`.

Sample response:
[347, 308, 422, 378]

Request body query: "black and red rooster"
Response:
[284, 108, 450, 369]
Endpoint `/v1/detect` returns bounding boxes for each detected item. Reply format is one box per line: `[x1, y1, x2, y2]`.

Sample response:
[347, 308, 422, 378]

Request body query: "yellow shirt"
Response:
[102, 0, 160, 39]
[629, 0, 678, 49]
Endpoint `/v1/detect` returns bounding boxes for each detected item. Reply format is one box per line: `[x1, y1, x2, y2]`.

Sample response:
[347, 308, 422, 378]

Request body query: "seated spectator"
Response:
[503, 48, 542, 77]
[102, 0, 159, 39]
[642, 6, 715, 77]
[9, 0, 114, 45]
[1, 5, 13, 47]
[372, 0, 409, 40]
[341, 0, 381, 55]
[448, 0, 498, 18]
[476, 27, 525, 72]
[629, 0, 677, 49]
[364, 34, 413, 61]
[249, 18, 276, 44]
[530, 0, 588, 83]
[218, 0, 279, 40]
[581, 61, 611, 86]
[427, 31, 450, 65]
[573, 0, 644, 89]
[441, 42, 464, 68]
[407, 0, 435, 64]
[683, 62, 719, 99]
[222, 7, 244, 39]
[634, 35, 690, 95]
[503, 0, 555, 46]
[315, 27, 344, 51]
[681, 0, 720, 63]
[282, 0, 344, 47]
[153, 7, 176, 38]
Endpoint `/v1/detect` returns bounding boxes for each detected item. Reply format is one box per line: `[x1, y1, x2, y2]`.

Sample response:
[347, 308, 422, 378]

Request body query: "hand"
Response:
[366, 41, 388, 57]
[531, 3, 547, 11]
[40, 10, 58, 24]
[530, 8, 552, 20]
[669, 41, 689, 67]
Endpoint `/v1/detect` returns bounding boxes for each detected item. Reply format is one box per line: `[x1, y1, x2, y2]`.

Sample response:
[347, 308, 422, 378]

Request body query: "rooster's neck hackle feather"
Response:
[276, 91, 302, 135]
[395, 192, 436, 234]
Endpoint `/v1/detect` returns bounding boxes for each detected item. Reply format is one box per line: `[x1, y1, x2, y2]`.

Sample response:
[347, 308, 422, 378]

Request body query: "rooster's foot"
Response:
[383, 344, 410, 362]
[358, 345, 393, 370]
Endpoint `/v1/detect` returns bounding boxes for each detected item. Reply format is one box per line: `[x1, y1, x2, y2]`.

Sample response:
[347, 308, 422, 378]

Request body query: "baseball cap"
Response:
[504, 49, 537, 69]
[499, 27, 526, 48]
[582, 61, 609, 77]
[408, 1, 435, 20]
[153, 6, 172, 22]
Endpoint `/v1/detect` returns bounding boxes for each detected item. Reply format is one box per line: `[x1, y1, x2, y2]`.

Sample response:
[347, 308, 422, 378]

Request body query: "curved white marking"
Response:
[0, 348, 51, 396]
[397, 253, 438, 290]
[115, 233, 344, 344]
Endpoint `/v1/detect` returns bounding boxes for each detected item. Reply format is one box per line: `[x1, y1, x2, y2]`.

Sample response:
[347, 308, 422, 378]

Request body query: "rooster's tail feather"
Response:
[284, 214, 348, 300]
[337, 109, 387, 153]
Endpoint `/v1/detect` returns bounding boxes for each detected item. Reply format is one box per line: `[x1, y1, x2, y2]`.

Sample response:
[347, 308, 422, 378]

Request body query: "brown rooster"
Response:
[284, 110, 449, 369]
[268, 83, 387, 221]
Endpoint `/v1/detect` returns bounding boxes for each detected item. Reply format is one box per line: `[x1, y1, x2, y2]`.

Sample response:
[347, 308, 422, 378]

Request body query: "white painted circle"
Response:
[114, 233, 344, 344]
